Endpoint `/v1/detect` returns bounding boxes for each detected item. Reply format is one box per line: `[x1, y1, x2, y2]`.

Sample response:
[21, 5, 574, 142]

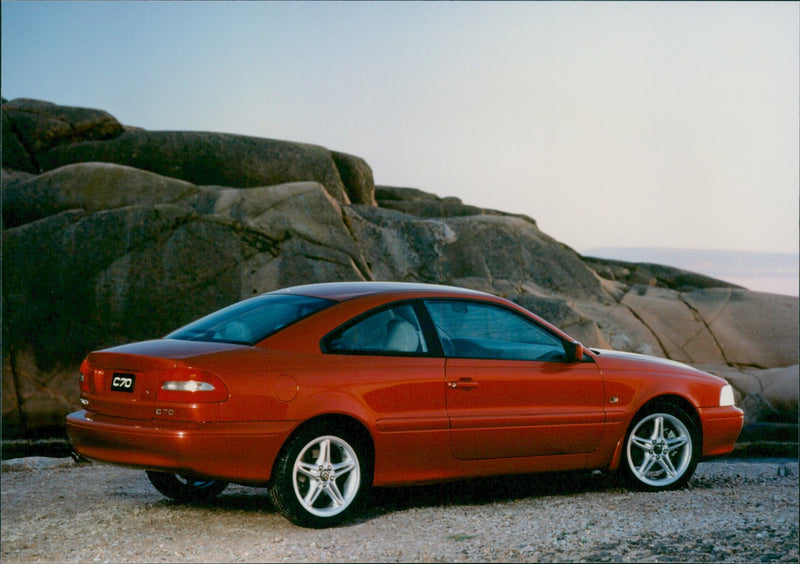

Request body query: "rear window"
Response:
[166, 294, 335, 345]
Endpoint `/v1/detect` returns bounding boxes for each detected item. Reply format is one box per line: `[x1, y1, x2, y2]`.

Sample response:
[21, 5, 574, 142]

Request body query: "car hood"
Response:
[590, 349, 712, 378]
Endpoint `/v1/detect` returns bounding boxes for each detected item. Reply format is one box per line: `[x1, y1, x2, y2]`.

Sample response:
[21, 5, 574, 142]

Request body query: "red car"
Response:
[67, 282, 743, 527]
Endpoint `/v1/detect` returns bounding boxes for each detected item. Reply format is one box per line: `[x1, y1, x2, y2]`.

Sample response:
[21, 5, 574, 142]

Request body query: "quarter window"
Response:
[324, 303, 429, 355]
[424, 300, 566, 361]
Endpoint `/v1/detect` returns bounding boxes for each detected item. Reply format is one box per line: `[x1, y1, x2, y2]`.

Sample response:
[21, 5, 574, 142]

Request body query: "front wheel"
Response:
[269, 424, 371, 528]
[622, 405, 699, 491]
[146, 471, 228, 502]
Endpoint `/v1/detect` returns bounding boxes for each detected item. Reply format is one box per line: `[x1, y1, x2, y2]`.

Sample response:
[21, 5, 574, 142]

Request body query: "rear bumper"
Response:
[699, 405, 744, 458]
[66, 410, 297, 484]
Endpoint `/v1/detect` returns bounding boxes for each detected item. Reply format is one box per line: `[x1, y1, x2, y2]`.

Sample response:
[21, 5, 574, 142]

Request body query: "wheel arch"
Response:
[635, 394, 702, 439]
[271, 413, 376, 482]
[608, 393, 702, 472]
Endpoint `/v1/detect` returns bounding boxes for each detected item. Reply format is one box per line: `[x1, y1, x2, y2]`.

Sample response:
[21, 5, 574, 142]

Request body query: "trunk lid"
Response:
[81, 339, 246, 421]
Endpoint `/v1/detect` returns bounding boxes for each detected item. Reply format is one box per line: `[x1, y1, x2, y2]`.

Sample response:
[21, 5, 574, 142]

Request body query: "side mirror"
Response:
[563, 341, 585, 363]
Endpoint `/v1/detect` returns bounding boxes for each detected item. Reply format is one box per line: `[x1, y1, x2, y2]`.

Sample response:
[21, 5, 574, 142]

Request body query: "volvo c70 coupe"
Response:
[67, 282, 743, 527]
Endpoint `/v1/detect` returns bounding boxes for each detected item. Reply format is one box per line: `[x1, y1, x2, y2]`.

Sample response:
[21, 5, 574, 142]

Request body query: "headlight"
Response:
[719, 384, 735, 407]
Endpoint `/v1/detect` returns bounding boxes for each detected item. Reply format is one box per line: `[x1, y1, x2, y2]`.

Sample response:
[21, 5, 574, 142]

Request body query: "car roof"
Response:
[270, 281, 493, 302]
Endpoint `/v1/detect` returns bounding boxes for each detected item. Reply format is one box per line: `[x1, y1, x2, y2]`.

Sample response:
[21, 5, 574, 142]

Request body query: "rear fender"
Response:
[284, 391, 377, 437]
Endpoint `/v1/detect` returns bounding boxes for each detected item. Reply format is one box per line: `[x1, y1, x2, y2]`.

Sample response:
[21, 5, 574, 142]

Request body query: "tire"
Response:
[146, 471, 228, 502]
[269, 423, 371, 528]
[621, 404, 699, 491]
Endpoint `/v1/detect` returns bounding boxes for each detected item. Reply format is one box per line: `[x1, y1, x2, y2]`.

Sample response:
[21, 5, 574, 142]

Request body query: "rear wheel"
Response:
[146, 471, 228, 502]
[269, 423, 371, 528]
[622, 404, 699, 491]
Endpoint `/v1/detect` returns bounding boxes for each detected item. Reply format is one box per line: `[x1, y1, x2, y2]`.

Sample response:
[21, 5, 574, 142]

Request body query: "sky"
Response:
[2, 1, 798, 293]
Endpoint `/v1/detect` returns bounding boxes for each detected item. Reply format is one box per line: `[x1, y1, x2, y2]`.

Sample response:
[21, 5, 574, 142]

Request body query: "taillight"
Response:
[79, 358, 91, 394]
[156, 368, 229, 403]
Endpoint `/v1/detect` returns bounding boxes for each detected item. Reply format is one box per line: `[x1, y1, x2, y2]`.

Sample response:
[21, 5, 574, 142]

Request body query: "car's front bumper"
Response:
[699, 405, 744, 458]
[66, 410, 297, 484]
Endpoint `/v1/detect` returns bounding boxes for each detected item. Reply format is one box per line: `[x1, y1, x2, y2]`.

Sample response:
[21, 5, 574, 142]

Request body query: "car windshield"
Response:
[166, 294, 335, 345]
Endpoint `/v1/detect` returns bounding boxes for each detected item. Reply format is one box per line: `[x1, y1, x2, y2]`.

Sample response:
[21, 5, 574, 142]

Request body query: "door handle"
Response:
[447, 378, 478, 390]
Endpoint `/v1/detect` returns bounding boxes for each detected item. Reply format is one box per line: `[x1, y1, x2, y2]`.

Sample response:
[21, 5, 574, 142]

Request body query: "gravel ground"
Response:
[1, 456, 797, 563]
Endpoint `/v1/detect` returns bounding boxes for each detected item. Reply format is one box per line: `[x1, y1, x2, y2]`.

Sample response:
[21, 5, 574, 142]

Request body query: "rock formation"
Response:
[2, 98, 374, 205]
[3, 98, 797, 439]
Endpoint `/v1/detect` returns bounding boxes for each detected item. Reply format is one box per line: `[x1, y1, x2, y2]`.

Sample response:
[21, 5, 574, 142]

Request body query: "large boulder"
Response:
[699, 364, 799, 424]
[37, 130, 356, 204]
[2, 99, 124, 173]
[333, 152, 376, 205]
[376, 185, 488, 217]
[576, 286, 798, 367]
[2, 110, 35, 173]
[683, 289, 798, 368]
[3, 162, 199, 228]
[761, 365, 799, 421]
[2, 98, 376, 206]
[2, 164, 371, 436]
[347, 195, 607, 302]
[1, 168, 35, 190]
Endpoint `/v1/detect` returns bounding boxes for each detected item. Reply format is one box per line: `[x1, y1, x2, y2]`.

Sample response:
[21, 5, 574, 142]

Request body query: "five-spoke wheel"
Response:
[623, 405, 698, 491]
[270, 423, 370, 528]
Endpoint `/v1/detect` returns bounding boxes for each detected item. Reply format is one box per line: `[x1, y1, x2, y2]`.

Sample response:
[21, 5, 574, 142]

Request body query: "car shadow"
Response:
[159, 487, 277, 513]
[149, 470, 620, 517]
[365, 470, 622, 518]
[149, 467, 724, 523]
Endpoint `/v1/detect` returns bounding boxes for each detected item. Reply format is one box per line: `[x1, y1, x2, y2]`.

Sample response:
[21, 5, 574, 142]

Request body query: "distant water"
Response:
[581, 247, 799, 297]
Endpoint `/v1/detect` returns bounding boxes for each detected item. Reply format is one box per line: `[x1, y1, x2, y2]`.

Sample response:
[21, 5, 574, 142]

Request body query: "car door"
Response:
[423, 299, 605, 461]
[321, 301, 448, 433]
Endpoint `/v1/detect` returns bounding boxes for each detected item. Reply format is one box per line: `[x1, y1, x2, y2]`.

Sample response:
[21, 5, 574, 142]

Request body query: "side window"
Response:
[424, 300, 565, 361]
[324, 303, 429, 356]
